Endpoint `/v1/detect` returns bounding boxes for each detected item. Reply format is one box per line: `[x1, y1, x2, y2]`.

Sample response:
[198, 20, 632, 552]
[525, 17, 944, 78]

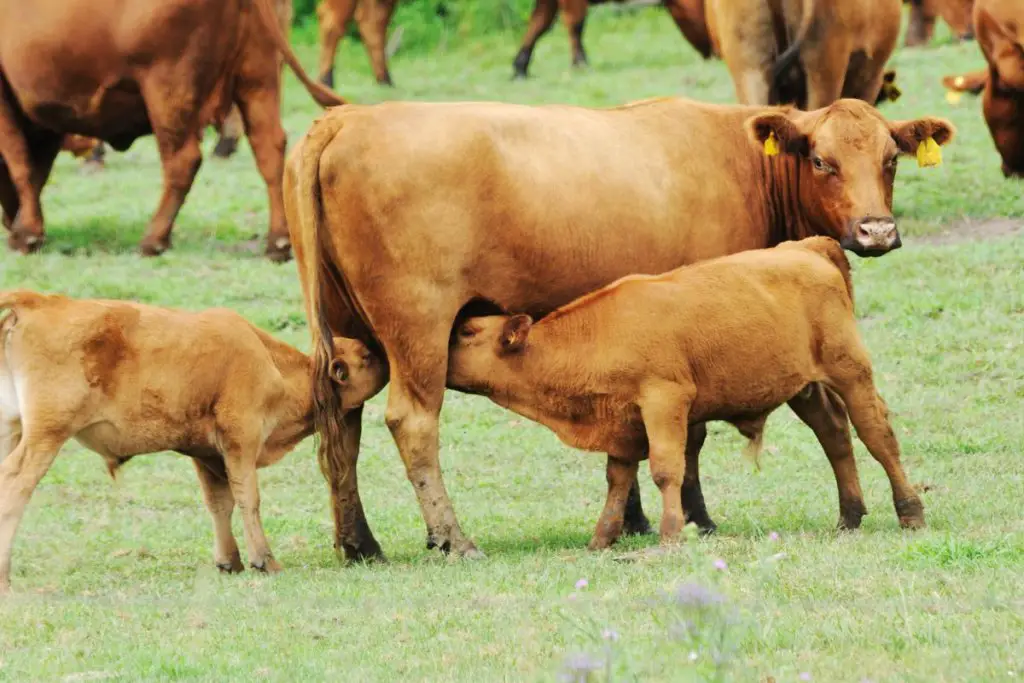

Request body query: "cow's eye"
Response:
[811, 156, 834, 174]
[458, 326, 477, 339]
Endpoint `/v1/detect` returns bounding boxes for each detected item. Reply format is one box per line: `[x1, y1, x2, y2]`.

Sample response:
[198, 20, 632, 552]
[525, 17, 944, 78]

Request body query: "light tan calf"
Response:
[447, 237, 925, 549]
[0, 290, 382, 594]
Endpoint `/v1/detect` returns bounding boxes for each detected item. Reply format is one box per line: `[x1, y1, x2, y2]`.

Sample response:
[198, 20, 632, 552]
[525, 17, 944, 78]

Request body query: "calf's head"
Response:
[329, 337, 386, 410]
[447, 315, 533, 394]
[745, 99, 955, 256]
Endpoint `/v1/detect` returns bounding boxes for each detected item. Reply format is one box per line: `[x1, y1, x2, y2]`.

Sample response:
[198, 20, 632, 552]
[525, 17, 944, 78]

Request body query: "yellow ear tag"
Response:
[764, 131, 780, 157]
[916, 136, 942, 168]
[954, 76, 965, 88]
[945, 90, 963, 105]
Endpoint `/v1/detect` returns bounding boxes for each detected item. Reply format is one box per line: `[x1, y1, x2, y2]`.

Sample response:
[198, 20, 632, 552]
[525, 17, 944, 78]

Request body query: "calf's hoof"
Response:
[216, 552, 245, 574]
[426, 533, 486, 560]
[623, 514, 652, 536]
[250, 556, 282, 573]
[212, 136, 239, 159]
[895, 497, 926, 530]
[8, 230, 44, 254]
[139, 237, 170, 257]
[337, 535, 386, 564]
[265, 236, 292, 263]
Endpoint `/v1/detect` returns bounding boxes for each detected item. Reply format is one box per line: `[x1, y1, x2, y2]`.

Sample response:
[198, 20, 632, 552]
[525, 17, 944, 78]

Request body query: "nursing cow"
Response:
[706, 0, 902, 109]
[286, 97, 953, 561]
[0, 0, 343, 261]
[513, 0, 714, 79]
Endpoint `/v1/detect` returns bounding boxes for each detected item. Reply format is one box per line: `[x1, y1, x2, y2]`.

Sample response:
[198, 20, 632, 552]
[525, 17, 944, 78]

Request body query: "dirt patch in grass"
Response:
[915, 218, 1024, 246]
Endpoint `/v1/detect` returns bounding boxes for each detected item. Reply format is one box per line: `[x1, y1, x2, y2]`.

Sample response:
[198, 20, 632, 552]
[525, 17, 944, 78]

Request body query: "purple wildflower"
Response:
[769, 531, 780, 542]
[575, 578, 589, 590]
[713, 558, 728, 571]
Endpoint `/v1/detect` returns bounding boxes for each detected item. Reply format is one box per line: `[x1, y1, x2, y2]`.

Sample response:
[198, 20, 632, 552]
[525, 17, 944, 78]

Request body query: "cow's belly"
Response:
[14, 77, 151, 145]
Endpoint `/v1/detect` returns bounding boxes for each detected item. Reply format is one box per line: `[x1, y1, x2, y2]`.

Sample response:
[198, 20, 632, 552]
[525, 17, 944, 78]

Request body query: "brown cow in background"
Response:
[513, 0, 713, 79]
[285, 96, 953, 562]
[905, 0, 975, 47]
[707, 0, 902, 109]
[448, 238, 925, 549]
[317, 0, 399, 87]
[0, 0, 343, 262]
[970, 0, 1024, 177]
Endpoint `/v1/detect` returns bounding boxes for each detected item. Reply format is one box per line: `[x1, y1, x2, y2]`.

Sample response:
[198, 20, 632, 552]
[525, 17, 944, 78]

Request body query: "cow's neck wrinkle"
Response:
[762, 154, 815, 247]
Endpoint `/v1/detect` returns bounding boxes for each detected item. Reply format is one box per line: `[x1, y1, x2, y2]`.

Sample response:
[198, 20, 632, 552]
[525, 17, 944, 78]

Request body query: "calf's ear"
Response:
[329, 358, 350, 386]
[500, 315, 533, 354]
[745, 112, 808, 157]
[890, 117, 957, 162]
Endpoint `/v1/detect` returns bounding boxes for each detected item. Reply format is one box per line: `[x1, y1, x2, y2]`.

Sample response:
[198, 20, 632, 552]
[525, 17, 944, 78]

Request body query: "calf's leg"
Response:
[640, 384, 694, 543]
[589, 456, 639, 550]
[192, 459, 244, 573]
[222, 441, 280, 572]
[0, 432, 65, 593]
[788, 383, 867, 529]
[513, 0, 558, 78]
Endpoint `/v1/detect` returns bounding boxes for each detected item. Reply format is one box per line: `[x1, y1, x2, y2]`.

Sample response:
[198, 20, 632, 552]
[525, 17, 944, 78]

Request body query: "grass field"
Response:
[1, 7, 1023, 682]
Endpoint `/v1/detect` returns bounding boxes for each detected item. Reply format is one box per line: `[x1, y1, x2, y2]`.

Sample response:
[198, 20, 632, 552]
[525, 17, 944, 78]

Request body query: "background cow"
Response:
[285, 97, 953, 561]
[447, 237, 926, 549]
[0, 0, 343, 262]
[706, 0, 902, 109]
[970, 0, 1024, 177]
[0, 290, 384, 594]
[512, 0, 713, 79]
[905, 0, 975, 47]
[317, 0, 400, 87]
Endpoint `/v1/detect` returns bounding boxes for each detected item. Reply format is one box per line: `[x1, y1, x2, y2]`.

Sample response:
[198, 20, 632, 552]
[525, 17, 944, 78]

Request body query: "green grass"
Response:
[2, 7, 1024, 682]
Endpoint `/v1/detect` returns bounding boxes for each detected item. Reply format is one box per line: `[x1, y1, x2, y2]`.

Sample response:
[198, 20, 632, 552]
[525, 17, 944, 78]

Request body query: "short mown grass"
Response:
[1, 7, 1022, 682]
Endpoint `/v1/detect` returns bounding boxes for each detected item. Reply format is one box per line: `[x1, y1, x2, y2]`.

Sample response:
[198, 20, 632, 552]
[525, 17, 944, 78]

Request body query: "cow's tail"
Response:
[295, 113, 362, 489]
[770, 0, 816, 96]
[251, 0, 347, 107]
[787, 236, 855, 308]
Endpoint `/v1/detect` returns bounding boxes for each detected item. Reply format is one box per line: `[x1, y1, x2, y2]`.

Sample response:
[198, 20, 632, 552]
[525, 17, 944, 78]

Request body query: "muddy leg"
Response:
[384, 332, 480, 558]
[562, 0, 589, 68]
[213, 106, 244, 159]
[640, 384, 693, 544]
[192, 459, 244, 573]
[788, 383, 867, 529]
[237, 85, 291, 262]
[357, 0, 397, 86]
[589, 456, 639, 550]
[830, 367, 924, 529]
[680, 422, 717, 534]
[0, 433, 65, 594]
[513, 0, 558, 79]
[622, 478, 651, 535]
[317, 0, 358, 89]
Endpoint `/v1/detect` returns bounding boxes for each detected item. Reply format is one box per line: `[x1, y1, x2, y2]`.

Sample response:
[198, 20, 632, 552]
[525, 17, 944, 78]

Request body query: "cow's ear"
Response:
[745, 112, 809, 157]
[890, 117, 957, 161]
[500, 315, 533, 354]
[329, 358, 349, 386]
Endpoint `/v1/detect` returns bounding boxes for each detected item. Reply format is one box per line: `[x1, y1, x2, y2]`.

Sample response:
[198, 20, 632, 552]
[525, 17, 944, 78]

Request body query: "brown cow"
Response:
[0, 289, 384, 594]
[317, 0, 399, 88]
[706, 0, 902, 109]
[969, 0, 1024, 177]
[905, 0, 975, 47]
[285, 97, 953, 561]
[513, 0, 714, 79]
[0, 0, 344, 262]
[447, 237, 925, 548]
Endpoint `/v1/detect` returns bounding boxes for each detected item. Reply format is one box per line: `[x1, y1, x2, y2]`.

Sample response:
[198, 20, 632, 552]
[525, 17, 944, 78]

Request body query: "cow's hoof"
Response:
[216, 555, 245, 574]
[139, 238, 169, 257]
[265, 236, 292, 263]
[695, 520, 718, 536]
[377, 74, 395, 87]
[895, 497, 926, 530]
[8, 231, 43, 254]
[212, 136, 239, 159]
[837, 500, 867, 531]
[337, 538, 386, 564]
[623, 514, 652, 536]
[250, 556, 282, 573]
[426, 534, 486, 559]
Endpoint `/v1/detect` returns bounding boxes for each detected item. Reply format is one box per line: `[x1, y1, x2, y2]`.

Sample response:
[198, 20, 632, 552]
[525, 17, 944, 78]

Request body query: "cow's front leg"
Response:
[221, 440, 280, 573]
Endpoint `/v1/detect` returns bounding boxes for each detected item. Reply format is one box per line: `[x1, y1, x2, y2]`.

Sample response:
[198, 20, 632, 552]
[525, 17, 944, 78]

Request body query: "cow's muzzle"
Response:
[842, 217, 901, 257]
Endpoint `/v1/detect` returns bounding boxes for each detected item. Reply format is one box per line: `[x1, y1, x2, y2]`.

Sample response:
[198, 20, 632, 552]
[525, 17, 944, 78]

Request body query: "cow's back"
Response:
[314, 99, 772, 317]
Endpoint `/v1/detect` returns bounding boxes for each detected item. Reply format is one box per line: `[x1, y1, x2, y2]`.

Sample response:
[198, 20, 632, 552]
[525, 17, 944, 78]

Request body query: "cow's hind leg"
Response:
[788, 383, 867, 530]
[356, 0, 397, 86]
[828, 355, 924, 529]
[192, 458, 243, 573]
[589, 456, 639, 550]
[639, 383, 695, 544]
[562, 0, 589, 68]
[383, 320, 481, 558]
[237, 85, 291, 262]
[622, 479, 651, 535]
[513, 0, 558, 79]
[0, 431, 66, 593]
[680, 422, 717, 534]
[318, 0, 358, 89]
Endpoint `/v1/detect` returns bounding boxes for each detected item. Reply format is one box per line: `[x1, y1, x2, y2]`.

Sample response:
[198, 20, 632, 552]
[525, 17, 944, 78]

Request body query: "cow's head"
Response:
[330, 336, 386, 410]
[745, 100, 955, 256]
[448, 315, 533, 395]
